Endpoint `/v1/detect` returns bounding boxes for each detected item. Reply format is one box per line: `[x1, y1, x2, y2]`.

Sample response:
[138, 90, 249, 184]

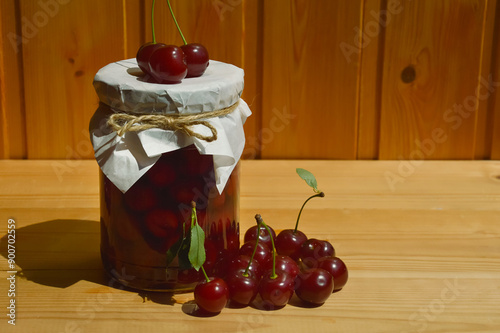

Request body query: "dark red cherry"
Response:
[258, 271, 294, 309]
[227, 255, 262, 279]
[149, 45, 187, 84]
[317, 256, 348, 291]
[194, 277, 229, 313]
[300, 238, 335, 267]
[295, 268, 334, 305]
[136, 42, 166, 75]
[239, 241, 272, 266]
[147, 157, 176, 188]
[262, 255, 299, 279]
[124, 182, 158, 212]
[275, 229, 308, 261]
[180, 43, 209, 77]
[144, 209, 178, 238]
[244, 224, 276, 249]
[226, 271, 259, 306]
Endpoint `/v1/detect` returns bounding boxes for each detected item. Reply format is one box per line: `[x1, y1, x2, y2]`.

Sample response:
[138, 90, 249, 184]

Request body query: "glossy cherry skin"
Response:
[136, 42, 166, 75]
[317, 256, 348, 291]
[180, 43, 209, 77]
[244, 224, 277, 249]
[300, 238, 335, 267]
[227, 255, 263, 280]
[194, 277, 229, 313]
[295, 268, 334, 305]
[258, 271, 294, 308]
[226, 271, 259, 306]
[263, 255, 300, 279]
[239, 241, 272, 266]
[275, 229, 307, 261]
[149, 45, 187, 84]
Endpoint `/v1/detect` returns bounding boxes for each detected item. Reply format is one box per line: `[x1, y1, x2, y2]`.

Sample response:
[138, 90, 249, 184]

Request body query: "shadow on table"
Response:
[0, 219, 176, 305]
[0, 219, 108, 288]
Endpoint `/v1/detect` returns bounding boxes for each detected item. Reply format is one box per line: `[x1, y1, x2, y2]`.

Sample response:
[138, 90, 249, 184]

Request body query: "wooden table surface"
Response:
[1, 160, 499, 333]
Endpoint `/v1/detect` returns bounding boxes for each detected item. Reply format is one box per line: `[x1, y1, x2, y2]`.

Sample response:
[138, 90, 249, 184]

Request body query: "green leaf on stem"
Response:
[296, 168, 320, 193]
[188, 223, 206, 271]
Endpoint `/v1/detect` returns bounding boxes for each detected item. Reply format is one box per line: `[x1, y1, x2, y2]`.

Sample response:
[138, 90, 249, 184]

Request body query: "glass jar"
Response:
[90, 58, 251, 292]
[99, 146, 240, 291]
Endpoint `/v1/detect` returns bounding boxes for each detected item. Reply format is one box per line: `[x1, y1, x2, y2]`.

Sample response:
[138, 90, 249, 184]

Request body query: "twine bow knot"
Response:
[107, 101, 239, 142]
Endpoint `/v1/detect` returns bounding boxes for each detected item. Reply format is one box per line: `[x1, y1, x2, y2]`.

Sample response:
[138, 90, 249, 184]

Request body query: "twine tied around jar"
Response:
[107, 100, 240, 142]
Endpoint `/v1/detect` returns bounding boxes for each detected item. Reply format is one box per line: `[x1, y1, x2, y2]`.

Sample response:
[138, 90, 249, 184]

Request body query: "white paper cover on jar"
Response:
[90, 58, 252, 194]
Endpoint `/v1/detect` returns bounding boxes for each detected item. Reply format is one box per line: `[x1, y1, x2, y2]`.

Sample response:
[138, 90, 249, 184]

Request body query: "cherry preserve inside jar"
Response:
[90, 59, 251, 291]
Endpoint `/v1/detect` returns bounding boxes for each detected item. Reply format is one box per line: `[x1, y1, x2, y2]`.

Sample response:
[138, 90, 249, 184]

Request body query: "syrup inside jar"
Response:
[99, 145, 240, 291]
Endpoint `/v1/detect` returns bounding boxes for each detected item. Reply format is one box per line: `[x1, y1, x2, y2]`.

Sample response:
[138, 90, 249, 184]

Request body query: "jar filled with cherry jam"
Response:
[91, 59, 251, 291]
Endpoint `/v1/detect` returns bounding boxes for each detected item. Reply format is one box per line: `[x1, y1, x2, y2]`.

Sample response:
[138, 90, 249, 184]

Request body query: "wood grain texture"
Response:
[0, 0, 27, 159]
[20, 0, 127, 159]
[473, 0, 498, 159]
[260, 0, 362, 159]
[356, 0, 384, 159]
[0, 160, 499, 332]
[379, 0, 488, 159]
[1, 0, 500, 160]
[490, 0, 500, 159]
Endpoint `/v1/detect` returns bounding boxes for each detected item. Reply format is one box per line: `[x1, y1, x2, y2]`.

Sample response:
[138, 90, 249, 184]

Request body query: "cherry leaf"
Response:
[188, 223, 206, 271]
[166, 236, 185, 268]
[296, 168, 320, 193]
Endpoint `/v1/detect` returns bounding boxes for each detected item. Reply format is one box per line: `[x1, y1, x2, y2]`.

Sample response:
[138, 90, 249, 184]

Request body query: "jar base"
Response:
[101, 251, 197, 293]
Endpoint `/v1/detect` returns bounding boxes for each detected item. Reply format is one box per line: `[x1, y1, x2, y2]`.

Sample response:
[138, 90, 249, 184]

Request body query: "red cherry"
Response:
[144, 209, 179, 238]
[148, 45, 187, 84]
[124, 181, 158, 212]
[239, 240, 272, 266]
[227, 255, 262, 279]
[244, 224, 276, 249]
[226, 271, 259, 306]
[317, 256, 348, 291]
[203, 240, 218, 275]
[147, 157, 176, 188]
[180, 43, 209, 77]
[194, 277, 229, 313]
[258, 271, 294, 309]
[300, 238, 335, 267]
[295, 268, 334, 305]
[275, 229, 307, 260]
[262, 255, 299, 279]
[136, 42, 166, 75]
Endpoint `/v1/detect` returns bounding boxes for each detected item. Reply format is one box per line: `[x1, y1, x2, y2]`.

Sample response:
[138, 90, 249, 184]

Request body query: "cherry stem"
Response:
[191, 201, 197, 228]
[151, 0, 157, 44]
[255, 214, 277, 279]
[294, 192, 325, 233]
[167, 0, 187, 45]
[242, 220, 262, 277]
[200, 265, 210, 283]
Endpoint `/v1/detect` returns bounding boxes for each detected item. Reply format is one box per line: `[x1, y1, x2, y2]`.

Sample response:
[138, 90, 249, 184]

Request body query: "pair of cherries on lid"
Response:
[136, 42, 209, 84]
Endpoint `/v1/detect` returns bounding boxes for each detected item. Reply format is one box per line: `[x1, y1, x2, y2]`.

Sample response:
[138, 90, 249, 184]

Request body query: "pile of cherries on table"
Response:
[194, 215, 348, 314]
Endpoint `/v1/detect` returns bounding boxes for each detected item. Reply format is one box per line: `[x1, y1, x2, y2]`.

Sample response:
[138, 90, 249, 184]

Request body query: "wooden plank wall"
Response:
[0, 0, 499, 160]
